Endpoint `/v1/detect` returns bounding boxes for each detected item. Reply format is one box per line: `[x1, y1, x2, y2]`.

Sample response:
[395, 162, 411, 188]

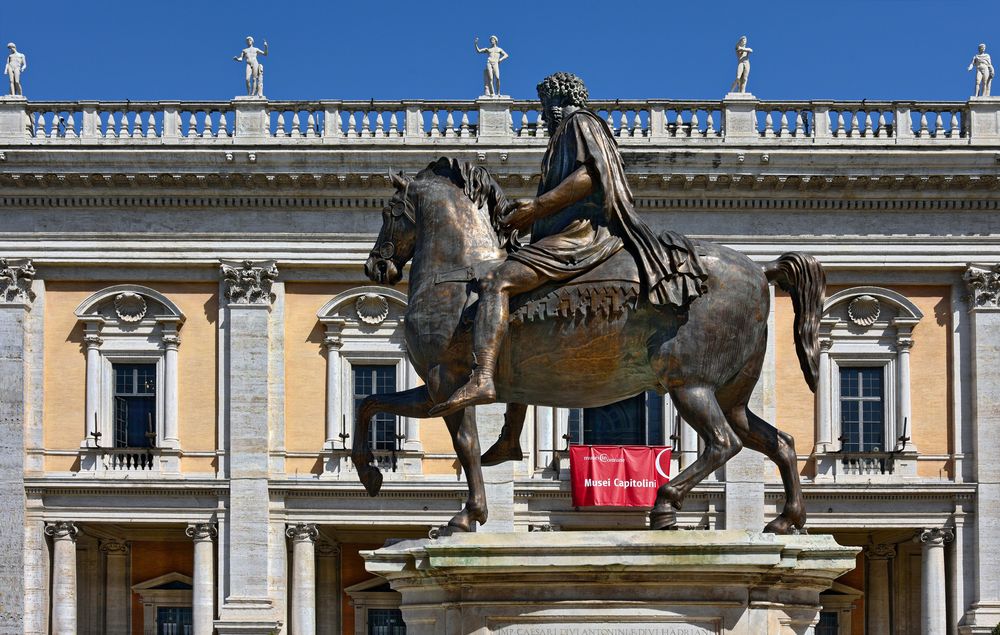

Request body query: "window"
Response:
[353, 365, 398, 451]
[114, 363, 157, 448]
[156, 606, 192, 635]
[568, 391, 665, 446]
[839, 367, 884, 452]
[367, 608, 405, 635]
[815, 611, 838, 635]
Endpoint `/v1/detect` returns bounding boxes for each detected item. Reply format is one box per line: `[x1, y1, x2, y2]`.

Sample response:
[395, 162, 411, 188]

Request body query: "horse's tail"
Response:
[763, 253, 826, 393]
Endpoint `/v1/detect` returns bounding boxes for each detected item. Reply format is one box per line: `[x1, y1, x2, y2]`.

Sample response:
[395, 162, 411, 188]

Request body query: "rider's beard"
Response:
[546, 106, 563, 135]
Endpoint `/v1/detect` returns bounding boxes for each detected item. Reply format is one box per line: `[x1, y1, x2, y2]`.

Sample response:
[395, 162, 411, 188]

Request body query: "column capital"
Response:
[162, 333, 181, 348]
[44, 521, 78, 541]
[917, 527, 955, 546]
[100, 539, 130, 555]
[0, 257, 35, 306]
[964, 264, 1000, 310]
[185, 523, 218, 542]
[865, 543, 897, 560]
[819, 337, 833, 352]
[896, 336, 914, 351]
[323, 334, 343, 351]
[317, 539, 340, 557]
[220, 259, 278, 306]
[286, 522, 319, 542]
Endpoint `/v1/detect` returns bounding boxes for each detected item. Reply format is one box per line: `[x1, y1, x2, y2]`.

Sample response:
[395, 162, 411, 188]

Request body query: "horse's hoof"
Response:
[650, 507, 678, 530]
[429, 525, 458, 539]
[763, 515, 803, 535]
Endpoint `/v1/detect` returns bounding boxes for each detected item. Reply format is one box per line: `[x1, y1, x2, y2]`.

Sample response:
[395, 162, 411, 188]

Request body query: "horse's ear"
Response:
[388, 170, 411, 190]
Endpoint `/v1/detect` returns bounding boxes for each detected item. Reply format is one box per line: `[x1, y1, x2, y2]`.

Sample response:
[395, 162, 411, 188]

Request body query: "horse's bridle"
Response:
[373, 181, 415, 261]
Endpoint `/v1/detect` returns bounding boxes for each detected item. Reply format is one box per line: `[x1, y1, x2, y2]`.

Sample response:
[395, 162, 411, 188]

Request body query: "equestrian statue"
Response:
[354, 72, 825, 535]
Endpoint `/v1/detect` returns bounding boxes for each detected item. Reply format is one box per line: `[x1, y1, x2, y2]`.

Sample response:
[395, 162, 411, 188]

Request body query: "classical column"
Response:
[286, 523, 318, 635]
[962, 264, 1000, 628]
[894, 318, 919, 452]
[161, 328, 181, 448]
[45, 522, 78, 635]
[316, 541, 341, 635]
[216, 260, 280, 630]
[186, 523, 217, 635]
[534, 406, 554, 472]
[403, 360, 421, 452]
[918, 528, 954, 635]
[679, 417, 699, 471]
[865, 543, 896, 635]
[101, 540, 130, 634]
[321, 323, 344, 450]
[0, 257, 34, 635]
[83, 330, 102, 446]
[815, 337, 833, 453]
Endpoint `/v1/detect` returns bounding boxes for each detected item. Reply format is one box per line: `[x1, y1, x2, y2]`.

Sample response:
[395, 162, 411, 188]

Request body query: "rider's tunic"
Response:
[508, 108, 707, 309]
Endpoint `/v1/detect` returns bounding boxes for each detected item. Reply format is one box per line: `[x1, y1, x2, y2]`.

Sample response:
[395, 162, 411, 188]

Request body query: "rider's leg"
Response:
[429, 259, 545, 416]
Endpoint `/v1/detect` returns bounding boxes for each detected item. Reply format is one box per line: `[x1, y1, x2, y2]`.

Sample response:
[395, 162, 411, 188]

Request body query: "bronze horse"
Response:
[354, 158, 825, 535]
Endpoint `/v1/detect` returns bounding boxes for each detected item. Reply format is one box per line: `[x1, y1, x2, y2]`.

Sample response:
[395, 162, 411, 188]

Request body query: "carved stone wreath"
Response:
[847, 295, 880, 326]
[355, 293, 390, 324]
[114, 292, 148, 322]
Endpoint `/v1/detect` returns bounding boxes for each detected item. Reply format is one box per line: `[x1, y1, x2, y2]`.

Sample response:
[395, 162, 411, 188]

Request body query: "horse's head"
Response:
[366, 171, 416, 285]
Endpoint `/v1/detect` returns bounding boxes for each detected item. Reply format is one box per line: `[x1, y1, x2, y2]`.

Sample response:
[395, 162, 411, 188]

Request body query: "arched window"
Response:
[74, 285, 185, 474]
[815, 287, 923, 480]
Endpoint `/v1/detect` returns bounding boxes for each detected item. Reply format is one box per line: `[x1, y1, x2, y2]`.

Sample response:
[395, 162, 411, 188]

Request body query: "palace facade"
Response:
[2, 93, 999, 635]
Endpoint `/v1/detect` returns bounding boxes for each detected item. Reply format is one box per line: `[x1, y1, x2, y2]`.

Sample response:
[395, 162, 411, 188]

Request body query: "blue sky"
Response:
[1, 0, 998, 102]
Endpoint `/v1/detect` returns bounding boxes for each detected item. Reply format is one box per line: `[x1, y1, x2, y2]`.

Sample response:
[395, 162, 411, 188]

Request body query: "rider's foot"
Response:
[429, 371, 497, 417]
[481, 437, 523, 466]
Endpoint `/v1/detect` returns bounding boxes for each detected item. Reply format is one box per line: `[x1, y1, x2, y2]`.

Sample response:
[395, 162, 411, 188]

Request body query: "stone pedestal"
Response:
[966, 97, 1000, 145]
[364, 530, 859, 635]
[476, 97, 513, 143]
[722, 93, 758, 142]
[0, 95, 28, 140]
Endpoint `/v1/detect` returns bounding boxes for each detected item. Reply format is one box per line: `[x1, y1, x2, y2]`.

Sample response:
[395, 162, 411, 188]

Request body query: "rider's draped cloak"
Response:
[508, 108, 708, 309]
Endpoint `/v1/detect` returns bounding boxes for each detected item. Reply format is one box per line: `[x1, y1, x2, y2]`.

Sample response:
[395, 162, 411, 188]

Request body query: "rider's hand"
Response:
[501, 198, 538, 231]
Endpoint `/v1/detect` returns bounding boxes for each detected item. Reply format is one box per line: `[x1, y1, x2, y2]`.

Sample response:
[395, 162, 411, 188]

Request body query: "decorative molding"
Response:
[964, 264, 1000, 308]
[285, 522, 319, 542]
[355, 293, 390, 325]
[113, 291, 147, 322]
[185, 523, 218, 542]
[44, 521, 78, 541]
[847, 295, 880, 326]
[0, 257, 35, 304]
[917, 527, 955, 545]
[220, 259, 278, 305]
[74, 284, 185, 321]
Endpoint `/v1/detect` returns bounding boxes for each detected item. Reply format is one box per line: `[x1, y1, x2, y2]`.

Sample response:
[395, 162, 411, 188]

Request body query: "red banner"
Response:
[570, 445, 672, 507]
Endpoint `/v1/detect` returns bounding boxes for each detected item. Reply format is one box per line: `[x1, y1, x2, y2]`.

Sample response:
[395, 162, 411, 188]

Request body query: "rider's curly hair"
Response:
[536, 72, 589, 108]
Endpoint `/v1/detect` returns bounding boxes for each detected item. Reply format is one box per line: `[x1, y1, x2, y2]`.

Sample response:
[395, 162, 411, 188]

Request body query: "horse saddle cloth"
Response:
[508, 249, 641, 324]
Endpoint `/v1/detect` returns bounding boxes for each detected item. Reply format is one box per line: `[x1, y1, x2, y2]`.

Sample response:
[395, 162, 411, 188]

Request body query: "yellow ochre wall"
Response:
[774, 286, 952, 478]
[42, 282, 218, 472]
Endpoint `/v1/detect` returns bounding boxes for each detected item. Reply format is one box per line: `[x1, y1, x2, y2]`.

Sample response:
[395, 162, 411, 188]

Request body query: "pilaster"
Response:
[477, 402, 514, 532]
[216, 259, 281, 633]
[865, 543, 896, 635]
[316, 541, 341, 635]
[100, 540, 130, 634]
[0, 258, 34, 635]
[961, 264, 1000, 632]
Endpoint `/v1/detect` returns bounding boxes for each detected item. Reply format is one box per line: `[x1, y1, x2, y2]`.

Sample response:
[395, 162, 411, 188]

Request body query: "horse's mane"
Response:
[417, 157, 520, 251]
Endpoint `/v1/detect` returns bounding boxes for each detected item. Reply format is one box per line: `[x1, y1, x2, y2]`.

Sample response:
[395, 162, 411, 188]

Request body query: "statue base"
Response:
[364, 530, 859, 635]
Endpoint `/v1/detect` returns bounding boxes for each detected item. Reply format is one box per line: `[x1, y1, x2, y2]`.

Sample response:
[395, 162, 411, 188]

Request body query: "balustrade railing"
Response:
[4, 97, 986, 146]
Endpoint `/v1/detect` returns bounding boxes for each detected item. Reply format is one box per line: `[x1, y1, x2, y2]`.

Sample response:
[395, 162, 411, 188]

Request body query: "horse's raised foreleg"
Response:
[481, 402, 528, 466]
[443, 407, 489, 530]
[651, 384, 742, 529]
[728, 406, 806, 534]
[352, 386, 433, 497]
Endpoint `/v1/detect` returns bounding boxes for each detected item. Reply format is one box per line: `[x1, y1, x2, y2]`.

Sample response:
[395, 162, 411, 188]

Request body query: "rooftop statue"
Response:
[354, 72, 826, 536]
[5, 43, 26, 97]
[475, 35, 509, 97]
[234, 36, 267, 98]
[729, 35, 752, 94]
[969, 43, 994, 97]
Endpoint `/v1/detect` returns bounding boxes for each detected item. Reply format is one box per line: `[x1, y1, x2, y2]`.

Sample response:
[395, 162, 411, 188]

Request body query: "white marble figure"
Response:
[729, 36, 752, 94]
[5, 43, 26, 96]
[234, 36, 268, 98]
[475, 35, 509, 97]
[968, 43, 994, 97]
